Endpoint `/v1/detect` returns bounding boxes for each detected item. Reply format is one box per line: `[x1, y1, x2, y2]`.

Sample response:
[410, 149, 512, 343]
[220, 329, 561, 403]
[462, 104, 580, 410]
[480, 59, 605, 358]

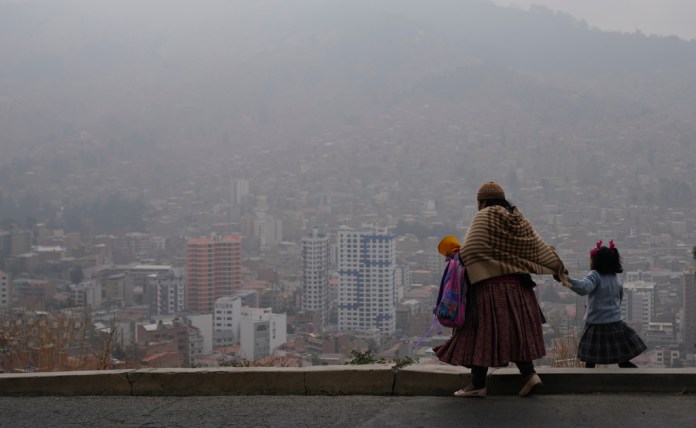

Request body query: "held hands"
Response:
[553, 269, 571, 288]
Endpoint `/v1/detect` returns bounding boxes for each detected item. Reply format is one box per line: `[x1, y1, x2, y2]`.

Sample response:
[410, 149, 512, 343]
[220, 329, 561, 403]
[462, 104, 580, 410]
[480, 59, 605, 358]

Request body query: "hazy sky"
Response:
[492, 0, 696, 40]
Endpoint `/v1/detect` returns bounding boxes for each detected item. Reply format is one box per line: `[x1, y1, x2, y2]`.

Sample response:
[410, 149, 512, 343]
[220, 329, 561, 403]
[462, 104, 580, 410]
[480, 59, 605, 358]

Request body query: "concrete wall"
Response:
[2, 366, 696, 396]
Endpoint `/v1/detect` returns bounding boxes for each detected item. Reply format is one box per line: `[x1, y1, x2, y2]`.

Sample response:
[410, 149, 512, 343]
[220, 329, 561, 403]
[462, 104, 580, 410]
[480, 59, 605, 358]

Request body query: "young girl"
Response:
[564, 240, 646, 368]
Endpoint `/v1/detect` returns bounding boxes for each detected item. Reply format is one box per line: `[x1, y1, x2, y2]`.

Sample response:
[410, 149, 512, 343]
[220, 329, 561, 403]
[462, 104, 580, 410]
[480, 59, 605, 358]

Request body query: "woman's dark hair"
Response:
[482, 198, 515, 213]
[591, 246, 623, 275]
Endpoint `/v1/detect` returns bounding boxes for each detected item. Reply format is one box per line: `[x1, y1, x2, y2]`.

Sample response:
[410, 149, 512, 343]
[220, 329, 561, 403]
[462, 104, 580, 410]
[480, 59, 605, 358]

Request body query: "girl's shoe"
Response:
[454, 384, 487, 398]
[519, 373, 542, 397]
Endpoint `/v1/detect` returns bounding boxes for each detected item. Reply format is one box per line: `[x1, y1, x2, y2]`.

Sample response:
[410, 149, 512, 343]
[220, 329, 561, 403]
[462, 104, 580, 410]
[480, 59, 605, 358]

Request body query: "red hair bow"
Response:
[590, 240, 602, 257]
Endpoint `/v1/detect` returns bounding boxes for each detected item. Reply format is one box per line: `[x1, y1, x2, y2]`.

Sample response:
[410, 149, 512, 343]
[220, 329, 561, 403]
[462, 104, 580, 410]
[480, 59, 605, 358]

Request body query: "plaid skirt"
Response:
[433, 275, 546, 368]
[578, 321, 647, 364]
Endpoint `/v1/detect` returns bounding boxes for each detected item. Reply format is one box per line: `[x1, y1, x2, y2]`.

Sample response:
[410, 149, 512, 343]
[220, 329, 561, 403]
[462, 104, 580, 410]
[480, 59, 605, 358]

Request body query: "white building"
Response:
[213, 296, 242, 348]
[70, 280, 102, 308]
[301, 228, 330, 329]
[147, 269, 186, 316]
[239, 307, 287, 360]
[394, 265, 411, 303]
[621, 280, 655, 328]
[252, 210, 283, 249]
[185, 313, 213, 355]
[337, 226, 396, 336]
[0, 270, 10, 309]
[231, 179, 249, 205]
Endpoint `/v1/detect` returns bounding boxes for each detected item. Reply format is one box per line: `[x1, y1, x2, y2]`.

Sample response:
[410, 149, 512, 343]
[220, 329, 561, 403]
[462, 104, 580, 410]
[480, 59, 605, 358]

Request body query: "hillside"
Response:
[1, 0, 695, 217]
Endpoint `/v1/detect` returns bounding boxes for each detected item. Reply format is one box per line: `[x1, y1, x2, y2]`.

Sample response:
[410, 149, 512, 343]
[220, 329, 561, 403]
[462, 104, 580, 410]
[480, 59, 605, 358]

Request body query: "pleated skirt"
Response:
[577, 321, 647, 364]
[433, 275, 546, 367]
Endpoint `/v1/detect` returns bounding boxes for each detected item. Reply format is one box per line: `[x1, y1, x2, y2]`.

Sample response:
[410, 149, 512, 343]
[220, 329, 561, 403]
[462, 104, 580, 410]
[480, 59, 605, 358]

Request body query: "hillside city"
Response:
[2, 0, 696, 374]
[1, 126, 695, 371]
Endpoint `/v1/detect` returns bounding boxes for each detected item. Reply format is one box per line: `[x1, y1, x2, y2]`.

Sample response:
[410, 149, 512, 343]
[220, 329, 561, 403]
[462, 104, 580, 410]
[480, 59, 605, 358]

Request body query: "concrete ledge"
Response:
[3, 367, 696, 396]
[129, 367, 307, 396]
[394, 364, 470, 396]
[304, 364, 395, 395]
[488, 368, 696, 395]
[0, 370, 133, 396]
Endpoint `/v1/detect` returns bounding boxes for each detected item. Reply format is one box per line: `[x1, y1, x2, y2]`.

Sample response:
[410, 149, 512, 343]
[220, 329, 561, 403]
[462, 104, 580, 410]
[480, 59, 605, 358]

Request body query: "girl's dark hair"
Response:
[483, 198, 515, 213]
[591, 246, 623, 275]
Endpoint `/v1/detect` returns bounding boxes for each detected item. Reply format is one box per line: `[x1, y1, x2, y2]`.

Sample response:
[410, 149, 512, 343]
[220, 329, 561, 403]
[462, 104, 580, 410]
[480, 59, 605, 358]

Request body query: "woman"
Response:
[434, 181, 567, 398]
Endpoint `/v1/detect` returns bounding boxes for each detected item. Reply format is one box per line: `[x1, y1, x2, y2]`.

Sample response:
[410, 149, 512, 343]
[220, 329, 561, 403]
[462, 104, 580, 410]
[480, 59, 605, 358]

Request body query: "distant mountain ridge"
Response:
[1, 0, 695, 227]
[0, 0, 695, 158]
[381, 0, 696, 74]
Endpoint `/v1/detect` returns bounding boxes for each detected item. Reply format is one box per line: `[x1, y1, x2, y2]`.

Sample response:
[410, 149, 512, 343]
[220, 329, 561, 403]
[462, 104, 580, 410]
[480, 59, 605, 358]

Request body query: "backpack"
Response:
[433, 253, 468, 328]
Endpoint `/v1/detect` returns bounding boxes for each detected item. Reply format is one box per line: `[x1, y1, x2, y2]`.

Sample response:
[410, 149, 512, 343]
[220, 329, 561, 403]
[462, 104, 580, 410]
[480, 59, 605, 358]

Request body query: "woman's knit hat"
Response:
[437, 235, 461, 257]
[477, 181, 506, 201]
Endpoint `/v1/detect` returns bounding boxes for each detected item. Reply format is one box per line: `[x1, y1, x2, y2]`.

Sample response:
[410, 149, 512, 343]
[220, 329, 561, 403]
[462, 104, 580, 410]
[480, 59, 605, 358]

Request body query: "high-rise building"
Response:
[213, 295, 242, 348]
[683, 269, 696, 354]
[621, 280, 655, 329]
[231, 179, 249, 206]
[301, 228, 330, 329]
[337, 226, 396, 336]
[252, 210, 283, 249]
[148, 269, 186, 316]
[186, 235, 241, 313]
[0, 269, 10, 309]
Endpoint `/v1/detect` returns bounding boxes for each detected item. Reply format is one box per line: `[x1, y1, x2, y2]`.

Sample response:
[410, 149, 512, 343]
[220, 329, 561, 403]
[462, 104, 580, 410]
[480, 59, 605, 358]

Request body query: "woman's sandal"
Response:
[453, 384, 487, 398]
[519, 373, 543, 397]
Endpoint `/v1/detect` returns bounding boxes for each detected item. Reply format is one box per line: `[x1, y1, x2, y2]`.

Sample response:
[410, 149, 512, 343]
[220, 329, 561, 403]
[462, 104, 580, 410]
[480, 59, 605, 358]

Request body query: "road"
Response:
[1, 394, 695, 427]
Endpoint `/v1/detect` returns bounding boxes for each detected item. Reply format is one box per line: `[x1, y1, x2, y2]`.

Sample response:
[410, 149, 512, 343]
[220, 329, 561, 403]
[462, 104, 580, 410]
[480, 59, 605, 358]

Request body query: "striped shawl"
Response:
[460, 205, 567, 285]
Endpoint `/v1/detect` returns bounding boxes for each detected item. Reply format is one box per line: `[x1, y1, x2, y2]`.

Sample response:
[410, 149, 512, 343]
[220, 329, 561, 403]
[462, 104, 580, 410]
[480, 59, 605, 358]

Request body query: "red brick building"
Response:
[186, 235, 241, 313]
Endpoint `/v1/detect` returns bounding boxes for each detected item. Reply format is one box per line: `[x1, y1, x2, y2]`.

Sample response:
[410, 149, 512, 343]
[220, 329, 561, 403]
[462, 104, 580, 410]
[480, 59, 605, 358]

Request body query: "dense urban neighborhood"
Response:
[2, 0, 696, 373]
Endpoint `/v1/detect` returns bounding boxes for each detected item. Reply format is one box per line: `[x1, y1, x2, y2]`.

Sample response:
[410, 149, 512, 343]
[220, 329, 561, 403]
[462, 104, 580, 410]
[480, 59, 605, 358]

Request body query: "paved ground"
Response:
[1, 394, 696, 427]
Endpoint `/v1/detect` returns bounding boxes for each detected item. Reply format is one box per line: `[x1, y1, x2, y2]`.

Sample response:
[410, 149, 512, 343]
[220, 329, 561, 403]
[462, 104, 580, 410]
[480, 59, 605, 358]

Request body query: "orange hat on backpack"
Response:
[438, 235, 461, 257]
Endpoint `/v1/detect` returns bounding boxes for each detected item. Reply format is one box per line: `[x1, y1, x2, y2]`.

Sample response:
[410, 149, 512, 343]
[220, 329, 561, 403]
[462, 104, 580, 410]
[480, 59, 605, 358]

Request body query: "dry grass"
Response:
[548, 320, 584, 368]
[0, 309, 120, 373]
[219, 353, 302, 367]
